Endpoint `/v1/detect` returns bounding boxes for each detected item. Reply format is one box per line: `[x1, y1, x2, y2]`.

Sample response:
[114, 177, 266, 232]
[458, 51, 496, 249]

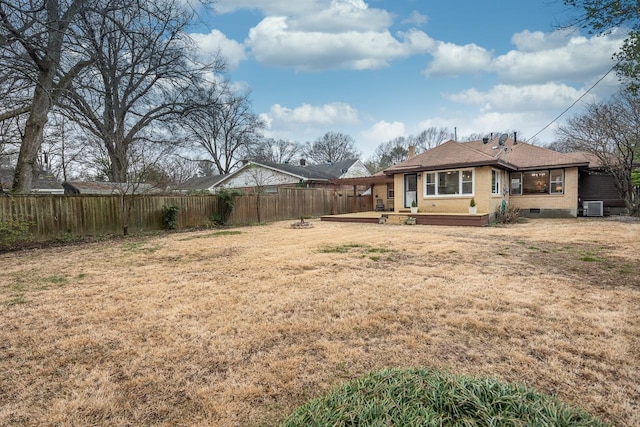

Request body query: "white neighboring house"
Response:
[175, 159, 371, 194]
[217, 159, 370, 192]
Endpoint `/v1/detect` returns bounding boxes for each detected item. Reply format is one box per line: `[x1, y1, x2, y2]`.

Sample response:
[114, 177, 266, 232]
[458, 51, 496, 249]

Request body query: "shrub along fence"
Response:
[0, 187, 372, 241]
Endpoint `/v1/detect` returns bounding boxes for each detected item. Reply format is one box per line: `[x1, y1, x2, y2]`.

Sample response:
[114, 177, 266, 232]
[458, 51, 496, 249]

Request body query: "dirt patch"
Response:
[0, 218, 638, 426]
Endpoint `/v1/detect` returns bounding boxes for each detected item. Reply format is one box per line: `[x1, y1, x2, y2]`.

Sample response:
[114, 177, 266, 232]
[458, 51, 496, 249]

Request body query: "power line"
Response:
[529, 62, 618, 141]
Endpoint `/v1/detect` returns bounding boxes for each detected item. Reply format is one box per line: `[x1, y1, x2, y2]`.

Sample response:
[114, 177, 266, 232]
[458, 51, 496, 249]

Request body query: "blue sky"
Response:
[188, 0, 625, 159]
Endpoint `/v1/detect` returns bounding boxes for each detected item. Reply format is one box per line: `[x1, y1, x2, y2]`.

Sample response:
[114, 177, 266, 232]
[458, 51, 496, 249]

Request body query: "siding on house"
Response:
[579, 172, 626, 209]
[218, 167, 305, 190]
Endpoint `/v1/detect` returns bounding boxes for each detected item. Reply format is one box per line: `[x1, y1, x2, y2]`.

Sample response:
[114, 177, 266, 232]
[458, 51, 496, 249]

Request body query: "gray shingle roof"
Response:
[63, 181, 163, 194]
[0, 168, 63, 192]
[173, 175, 226, 191]
[253, 159, 359, 180]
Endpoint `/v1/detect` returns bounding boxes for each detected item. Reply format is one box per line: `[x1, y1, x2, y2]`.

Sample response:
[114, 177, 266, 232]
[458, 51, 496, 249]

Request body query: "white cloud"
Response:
[190, 30, 246, 69]
[444, 83, 593, 112]
[361, 120, 405, 142]
[261, 102, 360, 129]
[510, 28, 576, 52]
[354, 120, 405, 158]
[214, 0, 319, 15]
[259, 101, 370, 148]
[402, 10, 429, 26]
[247, 17, 432, 70]
[493, 28, 625, 84]
[290, 0, 392, 33]
[422, 42, 493, 77]
[459, 111, 560, 143]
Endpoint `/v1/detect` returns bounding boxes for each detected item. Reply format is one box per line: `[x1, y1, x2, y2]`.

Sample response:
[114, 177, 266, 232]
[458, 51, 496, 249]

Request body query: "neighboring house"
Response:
[171, 175, 227, 194]
[63, 181, 163, 195]
[378, 137, 595, 218]
[0, 168, 64, 194]
[185, 159, 371, 193]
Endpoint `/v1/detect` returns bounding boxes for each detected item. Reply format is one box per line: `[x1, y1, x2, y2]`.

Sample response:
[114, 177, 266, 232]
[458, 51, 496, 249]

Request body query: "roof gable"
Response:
[384, 140, 504, 173]
[384, 139, 589, 174]
[462, 139, 589, 170]
[173, 175, 226, 191]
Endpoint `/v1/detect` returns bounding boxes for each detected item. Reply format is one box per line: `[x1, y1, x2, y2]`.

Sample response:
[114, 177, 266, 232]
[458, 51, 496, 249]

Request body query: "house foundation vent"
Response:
[583, 201, 603, 217]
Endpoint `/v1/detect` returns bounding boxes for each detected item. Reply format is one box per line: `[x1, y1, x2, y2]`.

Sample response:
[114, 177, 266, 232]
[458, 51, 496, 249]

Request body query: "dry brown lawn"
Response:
[0, 218, 639, 426]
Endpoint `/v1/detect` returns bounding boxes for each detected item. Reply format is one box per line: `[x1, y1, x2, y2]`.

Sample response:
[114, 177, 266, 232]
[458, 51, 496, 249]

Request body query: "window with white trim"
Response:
[510, 169, 564, 195]
[425, 172, 436, 195]
[387, 183, 395, 199]
[423, 169, 474, 197]
[491, 169, 501, 195]
[550, 170, 564, 194]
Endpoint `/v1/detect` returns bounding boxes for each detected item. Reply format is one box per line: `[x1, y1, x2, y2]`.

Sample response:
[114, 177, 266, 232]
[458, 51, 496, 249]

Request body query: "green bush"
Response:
[162, 204, 180, 230]
[281, 368, 606, 427]
[0, 215, 33, 245]
[212, 188, 243, 225]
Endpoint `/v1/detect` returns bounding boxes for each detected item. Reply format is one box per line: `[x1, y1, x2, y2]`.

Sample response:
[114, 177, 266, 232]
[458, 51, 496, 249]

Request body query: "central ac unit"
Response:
[583, 201, 603, 217]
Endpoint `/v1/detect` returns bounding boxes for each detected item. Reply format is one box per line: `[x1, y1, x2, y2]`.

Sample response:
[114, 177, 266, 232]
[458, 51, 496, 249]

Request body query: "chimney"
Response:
[408, 145, 416, 159]
[299, 158, 306, 166]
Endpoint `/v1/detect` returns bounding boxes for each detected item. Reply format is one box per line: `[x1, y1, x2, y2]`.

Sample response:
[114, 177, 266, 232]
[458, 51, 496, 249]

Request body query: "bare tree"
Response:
[556, 90, 640, 216]
[366, 127, 453, 172]
[59, 0, 221, 182]
[0, 115, 24, 168]
[39, 113, 91, 181]
[246, 138, 303, 164]
[366, 136, 409, 172]
[180, 82, 265, 175]
[162, 156, 199, 185]
[413, 127, 454, 151]
[304, 131, 360, 164]
[0, 0, 94, 192]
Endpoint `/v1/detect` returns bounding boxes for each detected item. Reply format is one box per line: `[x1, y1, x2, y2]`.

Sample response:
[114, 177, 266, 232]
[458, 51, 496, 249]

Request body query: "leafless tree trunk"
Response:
[0, 0, 90, 192]
[60, 0, 221, 182]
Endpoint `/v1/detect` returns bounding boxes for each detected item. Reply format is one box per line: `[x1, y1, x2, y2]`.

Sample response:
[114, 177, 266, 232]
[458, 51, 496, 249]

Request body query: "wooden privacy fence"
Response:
[0, 187, 372, 239]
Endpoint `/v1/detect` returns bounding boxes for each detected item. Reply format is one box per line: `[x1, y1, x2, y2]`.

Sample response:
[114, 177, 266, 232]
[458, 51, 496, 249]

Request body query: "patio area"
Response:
[320, 211, 491, 227]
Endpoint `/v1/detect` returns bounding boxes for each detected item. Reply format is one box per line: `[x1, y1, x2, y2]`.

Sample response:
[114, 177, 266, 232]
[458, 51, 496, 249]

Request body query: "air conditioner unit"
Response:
[583, 201, 603, 217]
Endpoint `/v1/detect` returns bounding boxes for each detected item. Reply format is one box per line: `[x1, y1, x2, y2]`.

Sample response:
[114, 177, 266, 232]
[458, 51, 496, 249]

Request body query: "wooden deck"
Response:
[321, 211, 491, 227]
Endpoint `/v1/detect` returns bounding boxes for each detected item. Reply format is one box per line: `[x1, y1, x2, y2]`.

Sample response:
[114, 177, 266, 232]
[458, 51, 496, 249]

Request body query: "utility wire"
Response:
[529, 62, 618, 141]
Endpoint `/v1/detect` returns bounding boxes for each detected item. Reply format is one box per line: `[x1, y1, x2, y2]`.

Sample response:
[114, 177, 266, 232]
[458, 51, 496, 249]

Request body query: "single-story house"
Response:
[172, 175, 227, 194]
[63, 181, 164, 195]
[374, 137, 611, 218]
[176, 159, 371, 194]
[0, 168, 64, 194]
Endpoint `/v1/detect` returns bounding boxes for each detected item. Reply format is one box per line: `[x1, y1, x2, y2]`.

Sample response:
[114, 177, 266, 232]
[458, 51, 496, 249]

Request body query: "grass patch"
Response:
[178, 230, 243, 241]
[282, 368, 606, 427]
[2, 273, 70, 306]
[580, 256, 600, 262]
[319, 243, 368, 253]
[121, 240, 162, 253]
[320, 244, 398, 263]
